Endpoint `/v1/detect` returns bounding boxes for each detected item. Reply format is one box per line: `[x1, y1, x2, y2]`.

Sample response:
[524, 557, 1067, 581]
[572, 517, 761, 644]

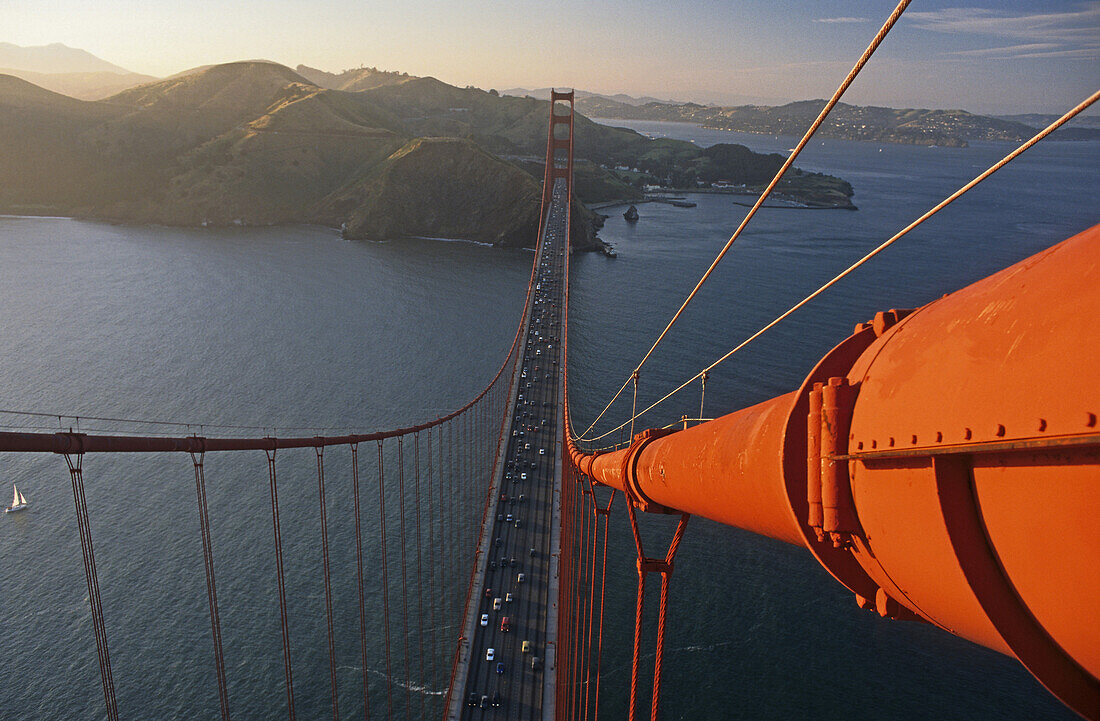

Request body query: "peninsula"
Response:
[574, 96, 1100, 147]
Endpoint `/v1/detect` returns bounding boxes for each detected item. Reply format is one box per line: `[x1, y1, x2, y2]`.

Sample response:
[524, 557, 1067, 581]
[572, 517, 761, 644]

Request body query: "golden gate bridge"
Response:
[1, 3, 1098, 719]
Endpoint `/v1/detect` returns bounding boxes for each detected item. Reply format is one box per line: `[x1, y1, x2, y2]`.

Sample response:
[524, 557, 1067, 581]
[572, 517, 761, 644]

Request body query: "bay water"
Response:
[0, 120, 1096, 719]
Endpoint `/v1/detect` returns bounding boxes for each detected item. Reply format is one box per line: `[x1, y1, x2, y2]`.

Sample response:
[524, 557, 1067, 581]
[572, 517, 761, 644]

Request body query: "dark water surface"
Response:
[1, 122, 1096, 719]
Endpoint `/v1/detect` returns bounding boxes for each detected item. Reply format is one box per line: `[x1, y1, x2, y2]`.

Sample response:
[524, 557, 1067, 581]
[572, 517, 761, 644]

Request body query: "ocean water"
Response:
[0, 121, 1096, 719]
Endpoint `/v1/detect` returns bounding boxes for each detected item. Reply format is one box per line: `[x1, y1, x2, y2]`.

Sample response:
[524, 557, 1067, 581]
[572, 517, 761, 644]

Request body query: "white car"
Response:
[480, 614, 489, 626]
[493, 597, 502, 610]
[486, 648, 495, 661]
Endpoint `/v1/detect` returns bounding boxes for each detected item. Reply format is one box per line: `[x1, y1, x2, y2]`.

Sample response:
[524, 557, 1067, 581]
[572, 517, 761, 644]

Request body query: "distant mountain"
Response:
[0, 42, 132, 74]
[0, 60, 855, 245]
[0, 42, 154, 99]
[578, 96, 1100, 146]
[504, 87, 676, 106]
[992, 113, 1100, 141]
[995, 113, 1100, 130]
[0, 67, 156, 100]
[583, 97, 1039, 146]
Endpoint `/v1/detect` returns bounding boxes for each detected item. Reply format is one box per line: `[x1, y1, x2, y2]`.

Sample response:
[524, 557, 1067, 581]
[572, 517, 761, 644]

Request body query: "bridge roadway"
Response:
[448, 178, 569, 719]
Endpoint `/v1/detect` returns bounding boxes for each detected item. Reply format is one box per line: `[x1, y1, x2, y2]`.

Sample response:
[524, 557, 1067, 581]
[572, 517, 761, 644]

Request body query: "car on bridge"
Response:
[486, 648, 495, 661]
[522, 640, 531, 653]
[480, 613, 488, 626]
[496, 662, 505, 675]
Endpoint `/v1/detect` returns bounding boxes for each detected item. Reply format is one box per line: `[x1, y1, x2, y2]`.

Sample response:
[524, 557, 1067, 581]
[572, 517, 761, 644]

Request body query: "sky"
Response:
[2, 0, 1098, 114]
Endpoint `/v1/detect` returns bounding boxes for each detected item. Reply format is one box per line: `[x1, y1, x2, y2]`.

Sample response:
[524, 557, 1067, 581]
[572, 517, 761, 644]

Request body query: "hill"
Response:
[295, 64, 414, 92]
[0, 67, 156, 100]
[1, 60, 856, 245]
[321, 137, 542, 245]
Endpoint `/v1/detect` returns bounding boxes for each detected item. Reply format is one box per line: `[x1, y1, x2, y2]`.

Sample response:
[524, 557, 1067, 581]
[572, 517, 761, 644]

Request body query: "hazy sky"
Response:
[3, 0, 1098, 113]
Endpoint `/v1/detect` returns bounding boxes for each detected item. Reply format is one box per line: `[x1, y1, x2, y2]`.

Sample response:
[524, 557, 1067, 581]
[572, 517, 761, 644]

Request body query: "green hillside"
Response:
[0, 60, 856, 247]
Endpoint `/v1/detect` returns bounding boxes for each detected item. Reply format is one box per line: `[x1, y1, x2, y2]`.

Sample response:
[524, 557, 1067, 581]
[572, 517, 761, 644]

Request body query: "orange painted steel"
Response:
[569, 224, 1100, 719]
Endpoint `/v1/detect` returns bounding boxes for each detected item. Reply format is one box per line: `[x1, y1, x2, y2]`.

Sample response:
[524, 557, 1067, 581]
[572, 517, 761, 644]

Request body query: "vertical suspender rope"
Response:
[592, 488, 615, 721]
[424, 428, 440, 701]
[698, 370, 708, 423]
[583, 485, 600, 721]
[622, 493, 691, 721]
[629, 371, 640, 441]
[396, 437, 412, 721]
[649, 514, 689, 721]
[577, 483, 595, 721]
[571, 475, 588, 721]
[350, 444, 372, 721]
[190, 448, 230, 721]
[315, 445, 340, 721]
[265, 447, 296, 721]
[376, 440, 394, 720]
[65, 452, 120, 721]
[412, 432, 426, 720]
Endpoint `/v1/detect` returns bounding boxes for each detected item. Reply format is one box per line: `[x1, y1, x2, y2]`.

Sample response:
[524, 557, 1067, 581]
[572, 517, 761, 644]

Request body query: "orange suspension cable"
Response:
[350, 444, 372, 721]
[412, 432, 426, 720]
[315, 445, 340, 721]
[265, 448, 296, 721]
[424, 428, 440, 703]
[591, 488, 616, 721]
[376, 440, 394, 720]
[190, 449, 230, 721]
[65, 452, 120, 721]
[396, 437, 412, 721]
[623, 493, 691, 721]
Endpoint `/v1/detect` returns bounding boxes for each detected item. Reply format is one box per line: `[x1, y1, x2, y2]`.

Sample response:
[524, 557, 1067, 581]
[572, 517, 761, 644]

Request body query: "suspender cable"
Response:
[65, 452, 120, 721]
[576, 0, 913, 442]
[583, 487, 600, 721]
[571, 477, 588, 721]
[314, 445, 340, 721]
[265, 448, 296, 721]
[592, 489, 615, 721]
[396, 437, 412, 721]
[650, 514, 689, 721]
[412, 432, 426, 720]
[424, 428, 440, 699]
[190, 449, 230, 721]
[376, 440, 394, 720]
[350, 444, 372, 721]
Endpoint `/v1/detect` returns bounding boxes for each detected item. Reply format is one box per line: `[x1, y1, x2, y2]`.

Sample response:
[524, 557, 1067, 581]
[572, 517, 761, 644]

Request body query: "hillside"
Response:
[295, 64, 415, 92]
[320, 137, 541, 245]
[1, 60, 856, 245]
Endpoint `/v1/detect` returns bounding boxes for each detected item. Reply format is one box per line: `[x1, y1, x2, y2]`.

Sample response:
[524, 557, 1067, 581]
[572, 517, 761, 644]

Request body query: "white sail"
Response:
[17, 489, 26, 506]
[10, 485, 18, 508]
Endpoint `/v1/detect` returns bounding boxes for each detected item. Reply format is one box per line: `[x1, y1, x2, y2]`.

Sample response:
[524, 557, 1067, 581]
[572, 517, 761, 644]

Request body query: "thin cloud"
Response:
[814, 17, 868, 24]
[906, 3, 1100, 43]
[907, 3, 1100, 60]
[949, 43, 1060, 57]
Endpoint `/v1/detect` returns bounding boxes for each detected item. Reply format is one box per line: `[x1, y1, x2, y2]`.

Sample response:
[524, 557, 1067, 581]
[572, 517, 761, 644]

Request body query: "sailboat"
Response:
[4, 484, 27, 513]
